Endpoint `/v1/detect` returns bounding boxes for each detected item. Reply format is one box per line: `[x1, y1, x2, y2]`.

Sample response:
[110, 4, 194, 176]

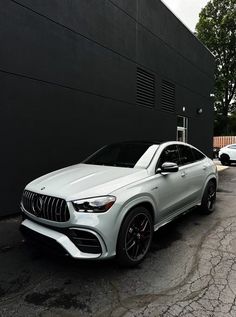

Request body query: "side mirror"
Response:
[160, 162, 179, 174]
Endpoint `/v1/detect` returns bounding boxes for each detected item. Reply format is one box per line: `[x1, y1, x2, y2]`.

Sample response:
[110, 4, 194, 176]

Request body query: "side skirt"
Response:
[154, 201, 201, 232]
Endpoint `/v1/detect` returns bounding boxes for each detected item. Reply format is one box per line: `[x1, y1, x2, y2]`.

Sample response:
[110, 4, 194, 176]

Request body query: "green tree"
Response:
[196, 0, 236, 135]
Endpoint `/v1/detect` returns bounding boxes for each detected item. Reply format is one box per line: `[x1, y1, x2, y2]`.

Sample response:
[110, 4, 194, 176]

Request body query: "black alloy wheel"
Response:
[116, 207, 153, 267]
[199, 181, 216, 215]
[220, 154, 231, 166]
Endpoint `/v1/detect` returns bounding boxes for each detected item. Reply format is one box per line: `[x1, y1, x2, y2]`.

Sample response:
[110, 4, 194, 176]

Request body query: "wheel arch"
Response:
[220, 153, 230, 160]
[201, 176, 217, 201]
[125, 201, 155, 222]
[115, 197, 156, 247]
[209, 177, 217, 188]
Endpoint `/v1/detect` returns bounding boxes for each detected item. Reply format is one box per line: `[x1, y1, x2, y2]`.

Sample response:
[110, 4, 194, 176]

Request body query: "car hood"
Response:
[25, 163, 148, 201]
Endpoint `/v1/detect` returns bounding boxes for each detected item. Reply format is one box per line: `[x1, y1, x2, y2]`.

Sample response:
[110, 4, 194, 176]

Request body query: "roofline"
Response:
[160, 0, 214, 58]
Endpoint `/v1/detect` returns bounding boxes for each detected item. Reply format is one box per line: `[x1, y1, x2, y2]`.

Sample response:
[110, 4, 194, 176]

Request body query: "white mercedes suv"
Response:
[219, 143, 236, 166]
[20, 141, 218, 266]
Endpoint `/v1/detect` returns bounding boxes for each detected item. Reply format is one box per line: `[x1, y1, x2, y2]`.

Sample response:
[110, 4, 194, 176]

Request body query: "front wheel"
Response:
[199, 181, 216, 215]
[116, 207, 153, 267]
[220, 154, 231, 166]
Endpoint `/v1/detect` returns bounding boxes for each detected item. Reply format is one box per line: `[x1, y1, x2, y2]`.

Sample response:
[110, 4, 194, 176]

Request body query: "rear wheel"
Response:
[116, 207, 153, 267]
[199, 181, 216, 215]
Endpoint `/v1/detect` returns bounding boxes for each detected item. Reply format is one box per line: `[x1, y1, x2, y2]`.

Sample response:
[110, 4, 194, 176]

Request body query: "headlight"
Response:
[72, 196, 116, 213]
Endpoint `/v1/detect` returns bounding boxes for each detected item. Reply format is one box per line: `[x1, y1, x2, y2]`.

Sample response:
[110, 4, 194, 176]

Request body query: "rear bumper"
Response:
[20, 219, 108, 259]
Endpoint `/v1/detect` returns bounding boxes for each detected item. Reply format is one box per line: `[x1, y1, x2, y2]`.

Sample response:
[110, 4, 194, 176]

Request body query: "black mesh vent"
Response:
[69, 230, 102, 254]
[136, 67, 155, 108]
[161, 80, 175, 112]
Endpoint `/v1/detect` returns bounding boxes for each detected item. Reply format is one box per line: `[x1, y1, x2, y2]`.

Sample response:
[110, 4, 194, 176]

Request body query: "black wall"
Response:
[0, 0, 214, 216]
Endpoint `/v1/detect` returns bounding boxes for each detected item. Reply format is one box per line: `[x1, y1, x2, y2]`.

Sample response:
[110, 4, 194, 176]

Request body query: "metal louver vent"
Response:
[136, 67, 155, 108]
[161, 80, 175, 112]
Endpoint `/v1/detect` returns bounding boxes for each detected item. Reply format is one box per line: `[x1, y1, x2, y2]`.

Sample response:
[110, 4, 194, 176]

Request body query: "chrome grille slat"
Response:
[25, 188, 30, 208]
[29, 192, 33, 212]
[47, 197, 52, 219]
[46, 196, 50, 220]
[59, 199, 64, 222]
[43, 195, 48, 219]
[25, 191, 29, 211]
[50, 197, 55, 221]
[22, 190, 70, 222]
[56, 200, 62, 222]
[29, 192, 34, 215]
[53, 199, 57, 221]
[55, 198, 60, 222]
[50, 197, 54, 221]
[33, 192, 37, 216]
[23, 191, 28, 210]
[64, 202, 67, 221]
[42, 195, 46, 219]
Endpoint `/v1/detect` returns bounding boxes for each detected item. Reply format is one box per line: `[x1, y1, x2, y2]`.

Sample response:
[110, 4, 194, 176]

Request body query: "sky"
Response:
[161, 0, 209, 32]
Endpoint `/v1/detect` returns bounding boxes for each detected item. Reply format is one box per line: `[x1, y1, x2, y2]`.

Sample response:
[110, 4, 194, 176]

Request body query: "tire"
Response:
[199, 181, 216, 215]
[220, 154, 231, 166]
[116, 207, 153, 267]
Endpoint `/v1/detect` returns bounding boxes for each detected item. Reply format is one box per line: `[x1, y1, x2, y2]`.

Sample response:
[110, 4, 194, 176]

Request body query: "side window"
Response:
[191, 148, 205, 161]
[229, 145, 236, 149]
[157, 145, 180, 168]
[178, 145, 195, 165]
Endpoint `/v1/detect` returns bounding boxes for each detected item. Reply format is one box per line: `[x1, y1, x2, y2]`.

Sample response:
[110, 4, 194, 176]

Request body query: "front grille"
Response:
[22, 190, 70, 222]
[69, 230, 102, 254]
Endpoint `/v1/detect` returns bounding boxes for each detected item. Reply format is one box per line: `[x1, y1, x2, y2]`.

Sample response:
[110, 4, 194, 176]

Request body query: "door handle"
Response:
[181, 172, 186, 177]
[203, 165, 207, 170]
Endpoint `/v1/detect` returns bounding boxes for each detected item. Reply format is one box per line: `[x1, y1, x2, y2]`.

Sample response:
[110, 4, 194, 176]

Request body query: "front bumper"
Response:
[20, 219, 108, 259]
[20, 193, 124, 259]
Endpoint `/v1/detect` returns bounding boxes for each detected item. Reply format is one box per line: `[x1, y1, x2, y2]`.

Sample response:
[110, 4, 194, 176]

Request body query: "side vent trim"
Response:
[161, 80, 175, 112]
[136, 68, 155, 108]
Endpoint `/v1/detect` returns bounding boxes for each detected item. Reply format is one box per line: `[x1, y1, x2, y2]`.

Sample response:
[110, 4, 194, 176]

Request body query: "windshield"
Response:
[83, 142, 159, 168]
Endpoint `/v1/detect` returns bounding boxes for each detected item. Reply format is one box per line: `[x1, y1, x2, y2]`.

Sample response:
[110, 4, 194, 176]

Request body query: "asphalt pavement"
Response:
[1, 163, 236, 317]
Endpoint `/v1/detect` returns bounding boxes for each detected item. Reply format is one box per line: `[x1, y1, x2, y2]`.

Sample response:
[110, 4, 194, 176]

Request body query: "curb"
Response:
[216, 165, 229, 172]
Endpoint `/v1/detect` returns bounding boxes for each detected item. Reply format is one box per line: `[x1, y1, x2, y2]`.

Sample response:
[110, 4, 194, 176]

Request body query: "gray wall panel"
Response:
[14, 0, 137, 60]
[138, 0, 214, 74]
[109, 0, 137, 18]
[0, 1, 136, 105]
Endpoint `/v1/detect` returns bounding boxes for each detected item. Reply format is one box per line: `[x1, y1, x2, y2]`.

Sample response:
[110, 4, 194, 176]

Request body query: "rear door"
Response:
[228, 145, 236, 160]
[178, 145, 207, 204]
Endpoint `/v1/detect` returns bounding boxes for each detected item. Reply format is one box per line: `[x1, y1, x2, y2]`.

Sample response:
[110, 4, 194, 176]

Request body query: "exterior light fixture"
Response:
[210, 93, 215, 98]
[197, 107, 203, 115]
[182, 106, 186, 112]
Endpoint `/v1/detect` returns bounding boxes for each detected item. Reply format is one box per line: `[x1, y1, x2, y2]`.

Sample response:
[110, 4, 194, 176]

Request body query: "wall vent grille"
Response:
[161, 80, 175, 112]
[136, 68, 155, 108]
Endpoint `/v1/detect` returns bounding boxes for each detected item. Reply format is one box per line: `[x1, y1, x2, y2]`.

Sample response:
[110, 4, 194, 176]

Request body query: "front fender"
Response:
[113, 193, 158, 242]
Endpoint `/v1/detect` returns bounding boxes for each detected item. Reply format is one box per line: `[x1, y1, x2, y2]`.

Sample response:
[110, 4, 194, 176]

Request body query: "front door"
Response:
[229, 145, 236, 160]
[154, 144, 186, 221]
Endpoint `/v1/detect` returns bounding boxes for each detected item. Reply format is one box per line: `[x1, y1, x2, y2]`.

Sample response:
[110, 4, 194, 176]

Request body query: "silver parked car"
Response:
[20, 141, 218, 266]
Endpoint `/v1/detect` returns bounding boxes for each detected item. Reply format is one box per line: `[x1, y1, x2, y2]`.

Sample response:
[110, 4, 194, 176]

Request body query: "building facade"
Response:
[0, 0, 214, 216]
